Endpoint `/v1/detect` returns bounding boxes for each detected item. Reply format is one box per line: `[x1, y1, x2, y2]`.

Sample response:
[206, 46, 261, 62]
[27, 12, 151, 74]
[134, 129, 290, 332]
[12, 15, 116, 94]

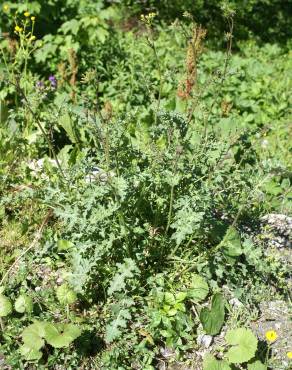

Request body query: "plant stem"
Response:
[165, 185, 174, 234]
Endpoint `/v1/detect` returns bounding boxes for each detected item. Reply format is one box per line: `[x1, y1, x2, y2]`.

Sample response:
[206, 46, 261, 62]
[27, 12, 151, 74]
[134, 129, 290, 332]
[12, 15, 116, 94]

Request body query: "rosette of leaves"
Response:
[15, 294, 33, 314]
[44, 323, 81, 348]
[56, 284, 77, 305]
[225, 328, 258, 364]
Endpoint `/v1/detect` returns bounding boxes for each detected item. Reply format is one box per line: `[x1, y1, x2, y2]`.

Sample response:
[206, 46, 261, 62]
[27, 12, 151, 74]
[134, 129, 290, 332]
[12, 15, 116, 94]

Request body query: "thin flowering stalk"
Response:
[141, 13, 163, 125]
[11, 79, 67, 182]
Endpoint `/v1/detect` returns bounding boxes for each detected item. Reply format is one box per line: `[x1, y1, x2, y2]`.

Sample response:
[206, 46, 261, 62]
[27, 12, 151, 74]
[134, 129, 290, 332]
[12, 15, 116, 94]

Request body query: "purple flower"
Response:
[48, 75, 57, 88]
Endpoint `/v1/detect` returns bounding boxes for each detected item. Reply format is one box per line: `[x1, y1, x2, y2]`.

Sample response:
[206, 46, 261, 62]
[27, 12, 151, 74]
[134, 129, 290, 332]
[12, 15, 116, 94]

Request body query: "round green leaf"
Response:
[187, 274, 209, 302]
[57, 239, 74, 251]
[0, 295, 12, 317]
[22, 322, 46, 350]
[56, 284, 77, 305]
[247, 360, 267, 370]
[203, 354, 231, 370]
[15, 294, 33, 313]
[226, 328, 258, 364]
[19, 344, 43, 361]
[44, 323, 81, 348]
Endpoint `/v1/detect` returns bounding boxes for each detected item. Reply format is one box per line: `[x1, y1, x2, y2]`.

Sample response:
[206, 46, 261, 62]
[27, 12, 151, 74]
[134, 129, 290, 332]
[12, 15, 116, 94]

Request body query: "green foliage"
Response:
[21, 322, 46, 351]
[200, 293, 225, 335]
[20, 321, 81, 360]
[0, 3, 290, 368]
[44, 323, 81, 348]
[225, 328, 258, 364]
[203, 354, 231, 370]
[0, 294, 12, 317]
[220, 226, 242, 258]
[187, 274, 209, 302]
[57, 239, 74, 251]
[14, 294, 33, 313]
[108, 258, 140, 296]
[247, 360, 267, 370]
[56, 284, 77, 305]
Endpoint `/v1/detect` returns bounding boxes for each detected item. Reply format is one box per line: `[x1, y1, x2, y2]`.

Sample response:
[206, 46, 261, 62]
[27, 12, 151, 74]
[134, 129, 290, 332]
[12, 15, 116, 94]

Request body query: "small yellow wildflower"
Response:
[3, 4, 9, 12]
[265, 330, 278, 342]
[31, 16, 36, 21]
[140, 12, 156, 25]
[14, 25, 23, 33]
[30, 35, 36, 41]
[24, 11, 30, 17]
[287, 352, 292, 359]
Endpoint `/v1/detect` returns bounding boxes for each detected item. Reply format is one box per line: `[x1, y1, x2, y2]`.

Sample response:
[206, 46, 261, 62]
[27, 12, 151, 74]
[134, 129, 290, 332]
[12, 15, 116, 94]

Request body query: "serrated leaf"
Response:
[247, 360, 267, 370]
[0, 295, 12, 317]
[200, 293, 225, 335]
[188, 274, 209, 302]
[226, 328, 258, 364]
[19, 344, 43, 361]
[15, 294, 33, 313]
[203, 354, 231, 370]
[44, 323, 81, 348]
[105, 317, 127, 343]
[22, 322, 46, 350]
[108, 258, 139, 296]
[56, 284, 77, 305]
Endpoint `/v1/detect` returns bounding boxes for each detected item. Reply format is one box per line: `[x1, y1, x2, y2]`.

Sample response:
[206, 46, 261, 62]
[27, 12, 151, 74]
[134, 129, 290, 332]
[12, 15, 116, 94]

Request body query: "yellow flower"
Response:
[24, 11, 30, 17]
[14, 25, 23, 33]
[287, 352, 292, 359]
[3, 4, 9, 12]
[30, 35, 36, 41]
[31, 16, 36, 21]
[265, 330, 278, 342]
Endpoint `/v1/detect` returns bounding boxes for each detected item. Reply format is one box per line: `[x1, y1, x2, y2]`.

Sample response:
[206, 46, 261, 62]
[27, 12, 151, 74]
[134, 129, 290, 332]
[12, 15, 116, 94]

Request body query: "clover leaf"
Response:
[15, 294, 33, 313]
[0, 294, 12, 317]
[56, 284, 77, 305]
[44, 323, 81, 348]
[203, 354, 231, 370]
[21, 321, 46, 350]
[200, 293, 225, 335]
[225, 327, 258, 364]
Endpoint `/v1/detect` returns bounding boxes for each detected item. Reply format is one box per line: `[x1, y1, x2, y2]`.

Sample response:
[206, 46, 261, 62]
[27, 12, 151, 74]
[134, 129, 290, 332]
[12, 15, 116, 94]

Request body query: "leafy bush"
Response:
[0, 7, 290, 369]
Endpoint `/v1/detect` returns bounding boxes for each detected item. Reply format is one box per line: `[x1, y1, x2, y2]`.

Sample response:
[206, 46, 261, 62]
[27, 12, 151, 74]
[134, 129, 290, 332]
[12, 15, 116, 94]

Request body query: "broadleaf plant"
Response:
[44, 323, 81, 348]
[203, 354, 231, 370]
[0, 295, 12, 317]
[15, 294, 33, 314]
[200, 293, 225, 335]
[225, 327, 258, 364]
[187, 274, 209, 302]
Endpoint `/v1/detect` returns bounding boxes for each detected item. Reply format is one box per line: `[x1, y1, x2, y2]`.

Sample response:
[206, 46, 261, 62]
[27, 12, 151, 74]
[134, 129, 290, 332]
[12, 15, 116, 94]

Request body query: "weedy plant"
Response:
[0, 5, 291, 369]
